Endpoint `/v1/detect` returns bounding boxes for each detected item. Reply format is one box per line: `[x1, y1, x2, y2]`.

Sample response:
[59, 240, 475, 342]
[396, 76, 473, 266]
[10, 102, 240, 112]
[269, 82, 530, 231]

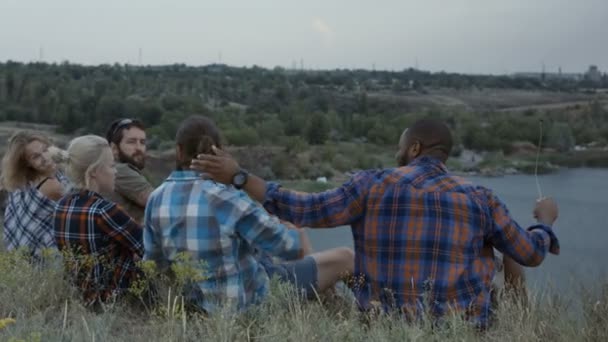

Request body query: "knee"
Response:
[334, 247, 355, 271]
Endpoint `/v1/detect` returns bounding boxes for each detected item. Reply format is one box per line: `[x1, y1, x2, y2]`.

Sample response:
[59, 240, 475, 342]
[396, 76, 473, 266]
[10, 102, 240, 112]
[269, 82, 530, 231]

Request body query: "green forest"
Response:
[1, 61, 608, 172]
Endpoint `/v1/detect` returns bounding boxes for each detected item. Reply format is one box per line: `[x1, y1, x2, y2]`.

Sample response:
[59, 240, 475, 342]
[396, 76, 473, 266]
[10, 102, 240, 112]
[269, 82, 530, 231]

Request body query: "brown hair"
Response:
[175, 116, 222, 170]
[106, 118, 146, 146]
[1, 131, 52, 191]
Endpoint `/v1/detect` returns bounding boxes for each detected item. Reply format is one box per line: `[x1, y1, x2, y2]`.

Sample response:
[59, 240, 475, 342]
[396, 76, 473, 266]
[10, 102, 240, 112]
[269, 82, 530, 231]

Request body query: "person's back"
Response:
[351, 156, 519, 324]
[54, 135, 143, 304]
[145, 172, 302, 312]
[144, 115, 309, 313]
[146, 116, 356, 314]
[55, 189, 142, 301]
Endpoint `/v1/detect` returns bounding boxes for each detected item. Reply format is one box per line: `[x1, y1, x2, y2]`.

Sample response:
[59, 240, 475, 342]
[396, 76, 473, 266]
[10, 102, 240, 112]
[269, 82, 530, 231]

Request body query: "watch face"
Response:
[234, 173, 246, 186]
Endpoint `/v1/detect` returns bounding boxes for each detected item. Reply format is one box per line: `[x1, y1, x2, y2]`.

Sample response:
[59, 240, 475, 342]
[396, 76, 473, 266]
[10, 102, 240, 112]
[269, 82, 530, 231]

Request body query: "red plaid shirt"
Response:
[54, 190, 143, 303]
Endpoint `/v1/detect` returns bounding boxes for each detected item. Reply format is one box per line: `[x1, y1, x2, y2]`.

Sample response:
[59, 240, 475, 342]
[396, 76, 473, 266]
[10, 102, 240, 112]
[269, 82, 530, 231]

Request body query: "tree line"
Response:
[1, 61, 607, 153]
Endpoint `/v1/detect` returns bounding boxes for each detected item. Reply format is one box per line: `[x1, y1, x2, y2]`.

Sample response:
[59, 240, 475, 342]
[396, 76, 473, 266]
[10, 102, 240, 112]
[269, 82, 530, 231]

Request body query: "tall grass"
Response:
[0, 248, 606, 342]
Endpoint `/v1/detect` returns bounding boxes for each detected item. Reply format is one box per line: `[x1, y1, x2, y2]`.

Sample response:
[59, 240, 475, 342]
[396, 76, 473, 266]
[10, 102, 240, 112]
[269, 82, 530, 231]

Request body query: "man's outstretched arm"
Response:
[191, 146, 370, 228]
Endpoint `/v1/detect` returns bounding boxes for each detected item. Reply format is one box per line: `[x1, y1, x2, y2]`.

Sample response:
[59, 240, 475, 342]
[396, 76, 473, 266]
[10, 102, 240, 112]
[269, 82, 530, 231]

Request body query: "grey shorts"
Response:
[263, 256, 318, 298]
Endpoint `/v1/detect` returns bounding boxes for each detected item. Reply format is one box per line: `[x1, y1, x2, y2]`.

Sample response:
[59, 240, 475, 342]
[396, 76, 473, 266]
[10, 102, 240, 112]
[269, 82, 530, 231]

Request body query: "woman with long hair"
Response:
[1, 131, 70, 258]
[54, 135, 143, 304]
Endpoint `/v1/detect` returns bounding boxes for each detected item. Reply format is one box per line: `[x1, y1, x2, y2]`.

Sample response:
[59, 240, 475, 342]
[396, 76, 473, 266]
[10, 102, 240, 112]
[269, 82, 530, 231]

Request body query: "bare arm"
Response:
[503, 255, 526, 293]
[39, 178, 65, 201]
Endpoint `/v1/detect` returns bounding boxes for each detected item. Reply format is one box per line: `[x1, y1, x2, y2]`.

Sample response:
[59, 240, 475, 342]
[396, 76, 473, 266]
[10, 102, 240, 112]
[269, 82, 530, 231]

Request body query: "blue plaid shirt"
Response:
[3, 171, 71, 258]
[144, 171, 302, 313]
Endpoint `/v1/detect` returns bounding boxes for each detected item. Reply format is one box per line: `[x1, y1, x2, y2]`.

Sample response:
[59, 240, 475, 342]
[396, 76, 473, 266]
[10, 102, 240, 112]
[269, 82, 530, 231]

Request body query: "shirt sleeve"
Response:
[143, 192, 164, 264]
[115, 164, 153, 204]
[210, 188, 302, 261]
[483, 189, 560, 267]
[97, 201, 144, 257]
[262, 170, 373, 228]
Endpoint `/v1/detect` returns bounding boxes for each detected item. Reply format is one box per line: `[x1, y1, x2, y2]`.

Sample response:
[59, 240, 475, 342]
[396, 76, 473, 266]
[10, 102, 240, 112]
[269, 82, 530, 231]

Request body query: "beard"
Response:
[117, 149, 146, 170]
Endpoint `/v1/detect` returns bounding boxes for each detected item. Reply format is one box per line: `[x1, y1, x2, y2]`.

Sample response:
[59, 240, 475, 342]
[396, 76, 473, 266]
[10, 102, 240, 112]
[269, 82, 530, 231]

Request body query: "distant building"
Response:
[585, 65, 602, 83]
[512, 72, 581, 81]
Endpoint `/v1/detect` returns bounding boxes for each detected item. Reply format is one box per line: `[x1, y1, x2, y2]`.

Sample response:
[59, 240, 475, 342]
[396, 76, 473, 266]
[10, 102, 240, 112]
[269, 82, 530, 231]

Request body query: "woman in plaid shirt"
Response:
[1, 131, 71, 259]
[54, 135, 143, 304]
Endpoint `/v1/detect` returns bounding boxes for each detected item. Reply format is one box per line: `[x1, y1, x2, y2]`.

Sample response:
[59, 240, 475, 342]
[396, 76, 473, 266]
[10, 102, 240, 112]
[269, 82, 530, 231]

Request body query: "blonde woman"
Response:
[54, 135, 143, 304]
[1, 131, 70, 258]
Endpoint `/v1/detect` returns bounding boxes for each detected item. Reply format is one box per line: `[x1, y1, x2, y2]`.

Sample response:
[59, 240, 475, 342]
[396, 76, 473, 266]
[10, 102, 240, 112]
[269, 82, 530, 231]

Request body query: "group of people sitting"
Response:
[0, 116, 559, 328]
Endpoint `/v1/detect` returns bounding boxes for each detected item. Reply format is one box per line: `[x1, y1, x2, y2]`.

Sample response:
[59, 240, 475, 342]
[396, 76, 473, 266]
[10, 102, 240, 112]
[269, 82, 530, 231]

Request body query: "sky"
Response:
[1, 0, 606, 74]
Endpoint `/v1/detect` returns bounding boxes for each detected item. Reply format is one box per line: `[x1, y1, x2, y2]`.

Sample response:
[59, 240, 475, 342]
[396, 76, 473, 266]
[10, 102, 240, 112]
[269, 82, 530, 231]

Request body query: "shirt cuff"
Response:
[528, 224, 560, 255]
[283, 227, 302, 261]
[263, 182, 282, 208]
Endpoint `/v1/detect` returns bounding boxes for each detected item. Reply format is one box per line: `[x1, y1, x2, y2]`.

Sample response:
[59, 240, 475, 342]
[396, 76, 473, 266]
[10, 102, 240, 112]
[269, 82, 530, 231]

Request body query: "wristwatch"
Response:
[231, 169, 249, 190]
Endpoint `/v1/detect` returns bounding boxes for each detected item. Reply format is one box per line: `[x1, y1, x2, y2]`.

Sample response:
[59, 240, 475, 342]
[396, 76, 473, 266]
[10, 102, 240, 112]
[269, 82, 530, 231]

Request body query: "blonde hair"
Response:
[1, 131, 53, 191]
[66, 135, 111, 189]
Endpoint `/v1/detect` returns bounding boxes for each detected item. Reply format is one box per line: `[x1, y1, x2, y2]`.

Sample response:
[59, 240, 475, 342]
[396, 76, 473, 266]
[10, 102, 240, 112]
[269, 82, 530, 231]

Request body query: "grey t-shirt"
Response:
[107, 163, 153, 224]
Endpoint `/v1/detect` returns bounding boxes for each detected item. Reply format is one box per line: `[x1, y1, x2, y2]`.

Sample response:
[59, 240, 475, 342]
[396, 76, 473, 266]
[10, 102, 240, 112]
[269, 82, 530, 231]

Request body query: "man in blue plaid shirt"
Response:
[143, 116, 353, 313]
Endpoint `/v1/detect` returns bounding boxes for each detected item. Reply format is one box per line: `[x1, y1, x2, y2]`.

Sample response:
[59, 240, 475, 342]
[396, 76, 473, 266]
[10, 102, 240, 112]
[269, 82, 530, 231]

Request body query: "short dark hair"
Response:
[406, 119, 453, 160]
[175, 115, 222, 169]
[106, 118, 146, 146]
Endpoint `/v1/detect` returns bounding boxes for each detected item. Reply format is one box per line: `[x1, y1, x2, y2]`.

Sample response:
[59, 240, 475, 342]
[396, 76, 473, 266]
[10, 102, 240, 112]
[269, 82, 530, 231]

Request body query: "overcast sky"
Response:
[1, 0, 606, 74]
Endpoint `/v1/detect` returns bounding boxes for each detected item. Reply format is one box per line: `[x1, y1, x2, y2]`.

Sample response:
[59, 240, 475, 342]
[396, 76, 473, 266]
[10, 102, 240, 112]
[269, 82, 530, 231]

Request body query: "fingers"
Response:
[211, 145, 227, 156]
[535, 196, 555, 203]
[195, 153, 222, 162]
[190, 159, 221, 171]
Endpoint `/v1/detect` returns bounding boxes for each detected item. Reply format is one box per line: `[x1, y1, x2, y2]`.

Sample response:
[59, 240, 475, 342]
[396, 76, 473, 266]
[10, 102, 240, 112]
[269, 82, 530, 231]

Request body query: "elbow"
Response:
[521, 254, 544, 267]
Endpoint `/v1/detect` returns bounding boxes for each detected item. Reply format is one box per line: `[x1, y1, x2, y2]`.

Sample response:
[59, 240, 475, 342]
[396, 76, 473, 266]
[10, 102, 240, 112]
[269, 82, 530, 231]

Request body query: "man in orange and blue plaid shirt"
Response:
[192, 119, 560, 328]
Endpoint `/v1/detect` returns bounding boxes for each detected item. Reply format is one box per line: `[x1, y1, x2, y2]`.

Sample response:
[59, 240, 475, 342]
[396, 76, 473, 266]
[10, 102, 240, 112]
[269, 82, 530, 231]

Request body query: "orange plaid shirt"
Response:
[263, 156, 559, 327]
[54, 190, 143, 303]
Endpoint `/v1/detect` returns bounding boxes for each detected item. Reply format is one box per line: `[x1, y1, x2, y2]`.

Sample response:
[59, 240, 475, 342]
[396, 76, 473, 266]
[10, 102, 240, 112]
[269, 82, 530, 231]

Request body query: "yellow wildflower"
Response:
[0, 318, 16, 330]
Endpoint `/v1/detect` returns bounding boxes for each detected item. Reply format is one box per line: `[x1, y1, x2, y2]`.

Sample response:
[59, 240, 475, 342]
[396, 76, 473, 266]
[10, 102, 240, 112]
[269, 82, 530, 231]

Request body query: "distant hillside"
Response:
[1, 62, 607, 174]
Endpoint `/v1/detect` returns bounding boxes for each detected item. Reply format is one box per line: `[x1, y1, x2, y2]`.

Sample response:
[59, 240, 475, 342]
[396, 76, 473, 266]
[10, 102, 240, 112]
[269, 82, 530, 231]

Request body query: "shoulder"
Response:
[95, 194, 135, 222]
[355, 167, 413, 188]
[38, 177, 65, 201]
[145, 182, 170, 207]
[114, 164, 152, 191]
[115, 163, 143, 178]
[468, 184, 496, 202]
[344, 169, 386, 186]
[203, 181, 256, 212]
[55, 190, 76, 207]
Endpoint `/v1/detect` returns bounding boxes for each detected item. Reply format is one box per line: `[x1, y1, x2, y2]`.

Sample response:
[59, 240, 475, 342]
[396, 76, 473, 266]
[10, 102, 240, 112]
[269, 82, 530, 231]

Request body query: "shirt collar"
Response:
[408, 155, 449, 173]
[167, 170, 209, 181]
[72, 188, 104, 199]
